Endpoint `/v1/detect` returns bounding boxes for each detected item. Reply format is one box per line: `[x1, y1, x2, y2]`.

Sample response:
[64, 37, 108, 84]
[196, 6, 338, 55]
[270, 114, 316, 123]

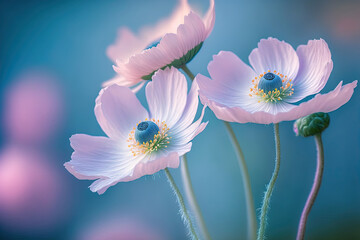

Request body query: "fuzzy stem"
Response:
[257, 123, 281, 240]
[181, 155, 212, 240]
[224, 121, 257, 240]
[296, 133, 324, 240]
[165, 168, 199, 240]
[180, 65, 196, 81]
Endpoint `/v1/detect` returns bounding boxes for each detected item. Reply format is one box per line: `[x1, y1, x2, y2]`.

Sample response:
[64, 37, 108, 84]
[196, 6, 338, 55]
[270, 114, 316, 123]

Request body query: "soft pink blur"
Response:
[0, 145, 66, 233]
[322, 1, 360, 42]
[76, 217, 166, 240]
[3, 70, 63, 144]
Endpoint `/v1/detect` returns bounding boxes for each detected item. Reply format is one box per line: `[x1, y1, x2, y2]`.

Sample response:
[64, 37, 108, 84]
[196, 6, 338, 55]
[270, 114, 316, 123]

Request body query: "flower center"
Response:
[135, 121, 159, 143]
[127, 118, 170, 157]
[144, 39, 161, 50]
[249, 70, 294, 103]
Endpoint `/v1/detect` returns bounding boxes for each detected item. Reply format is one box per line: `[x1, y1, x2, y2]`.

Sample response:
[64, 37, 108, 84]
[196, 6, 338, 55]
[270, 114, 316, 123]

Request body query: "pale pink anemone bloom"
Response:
[65, 67, 207, 194]
[197, 38, 357, 124]
[105, 0, 215, 91]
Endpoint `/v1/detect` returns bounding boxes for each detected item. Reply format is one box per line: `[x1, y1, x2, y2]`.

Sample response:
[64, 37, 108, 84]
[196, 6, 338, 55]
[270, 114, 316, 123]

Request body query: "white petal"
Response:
[171, 79, 200, 133]
[146, 67, 187, 128]
[197, 51, 257, 108]
[171, 104, 208, 145]
[249, 37, 299, 80]
[95, 85, 149, 140]
[65, 134, 139, 193]
[286, 39, 333, 103]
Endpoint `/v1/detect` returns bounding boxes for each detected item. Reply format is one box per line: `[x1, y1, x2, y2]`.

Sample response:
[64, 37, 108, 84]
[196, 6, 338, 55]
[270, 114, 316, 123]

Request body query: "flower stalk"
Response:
[296, 133, 324, 240]
[181, 155, 212, 240]
[165, 168, 199, 240]
[224, 121, 257, 240]
[182, 64, 257, 240]
[257, 123, 281, 240]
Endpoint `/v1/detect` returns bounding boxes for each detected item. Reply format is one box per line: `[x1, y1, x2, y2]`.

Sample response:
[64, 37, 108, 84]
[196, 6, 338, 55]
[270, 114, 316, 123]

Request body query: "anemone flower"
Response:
[65, 67, 207, 194]
[105, 0, 215, 91]
[197, 38, 357, 124]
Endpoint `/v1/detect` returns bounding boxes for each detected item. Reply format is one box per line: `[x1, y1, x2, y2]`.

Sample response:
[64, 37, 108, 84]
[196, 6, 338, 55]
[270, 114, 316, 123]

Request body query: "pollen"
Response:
[248, 70, 294, 103]
[127, 119, 171, 157]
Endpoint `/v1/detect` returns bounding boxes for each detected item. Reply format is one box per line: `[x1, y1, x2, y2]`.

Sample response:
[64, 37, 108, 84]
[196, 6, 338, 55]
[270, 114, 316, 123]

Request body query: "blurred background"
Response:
[0, 0, 359, 239]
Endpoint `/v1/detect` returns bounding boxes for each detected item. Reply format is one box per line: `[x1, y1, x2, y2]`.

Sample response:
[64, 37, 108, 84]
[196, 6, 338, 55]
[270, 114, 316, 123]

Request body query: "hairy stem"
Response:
[296, 133, 324, 240]
[165, 168, 199, 240]
[224, 122, 257, 240]
[257, 123, 281, 240]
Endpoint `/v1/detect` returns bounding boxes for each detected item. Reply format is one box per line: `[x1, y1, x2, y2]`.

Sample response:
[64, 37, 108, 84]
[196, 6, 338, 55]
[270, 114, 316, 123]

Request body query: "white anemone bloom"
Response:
[65, 67, 207, 194]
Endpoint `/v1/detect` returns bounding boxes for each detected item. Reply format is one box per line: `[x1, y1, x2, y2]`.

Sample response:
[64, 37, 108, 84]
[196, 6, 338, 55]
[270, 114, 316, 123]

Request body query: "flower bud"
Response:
[294, 112, 330, 137]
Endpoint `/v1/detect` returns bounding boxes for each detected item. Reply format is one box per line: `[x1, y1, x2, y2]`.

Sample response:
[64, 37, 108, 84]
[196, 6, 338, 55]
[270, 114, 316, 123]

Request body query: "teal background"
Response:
[0, 0, 359, 239]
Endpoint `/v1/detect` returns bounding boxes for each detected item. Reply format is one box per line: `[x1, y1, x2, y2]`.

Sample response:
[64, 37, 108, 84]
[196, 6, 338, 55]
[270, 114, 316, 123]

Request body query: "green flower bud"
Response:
[294, 112, 330, 137]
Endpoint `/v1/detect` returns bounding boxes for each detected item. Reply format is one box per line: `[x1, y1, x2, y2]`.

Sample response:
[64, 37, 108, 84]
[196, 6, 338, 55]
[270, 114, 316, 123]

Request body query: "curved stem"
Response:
[165, 168, 199, 240]
[180, 65, 195, 81]
[257, 123, 281, 240]
[224, 122, 257, 240]
[181, 64, 256, 239]
[181, 155, 212, 240]
[296, 133, 324, 240]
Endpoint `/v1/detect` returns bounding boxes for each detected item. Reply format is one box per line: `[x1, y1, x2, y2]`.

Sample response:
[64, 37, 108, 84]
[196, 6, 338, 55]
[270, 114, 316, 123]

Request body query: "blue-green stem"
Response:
[257, 123, 281, 240]
[181, 155, 212, 240]
[181, 64, 256, 240]
[224, 122, 257, 240]
[165, 168, 199, 240]
[296, 133, 324, 240]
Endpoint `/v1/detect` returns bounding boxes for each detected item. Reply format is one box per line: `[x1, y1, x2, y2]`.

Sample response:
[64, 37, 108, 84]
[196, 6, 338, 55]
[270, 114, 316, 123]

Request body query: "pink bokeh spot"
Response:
[76, 217, 166, 240]
[4, 70, 64, 144]
[0, 145, 65, 233]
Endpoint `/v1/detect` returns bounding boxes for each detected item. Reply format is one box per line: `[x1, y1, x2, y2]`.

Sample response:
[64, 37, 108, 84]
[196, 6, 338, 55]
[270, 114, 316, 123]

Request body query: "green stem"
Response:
[257, 123, 281, 240]
[180, 65, 195, 81]
[296, 133, 324, 240]
[165, 168, 199, 240]
[181, 155, 212, 240]
[181, 64, 256, 239]
[224, 122, 257, 240]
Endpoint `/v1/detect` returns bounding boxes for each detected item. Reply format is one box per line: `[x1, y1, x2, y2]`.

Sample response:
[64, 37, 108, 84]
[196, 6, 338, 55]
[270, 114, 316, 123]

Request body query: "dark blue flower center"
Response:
[258, 73, 283, 93]
[144, 39, 161, 50]
[135, 121, 160, 143]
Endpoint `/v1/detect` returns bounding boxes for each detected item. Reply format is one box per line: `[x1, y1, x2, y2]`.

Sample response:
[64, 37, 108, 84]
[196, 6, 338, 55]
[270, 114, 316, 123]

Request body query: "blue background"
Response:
[0, 0, 359, 239]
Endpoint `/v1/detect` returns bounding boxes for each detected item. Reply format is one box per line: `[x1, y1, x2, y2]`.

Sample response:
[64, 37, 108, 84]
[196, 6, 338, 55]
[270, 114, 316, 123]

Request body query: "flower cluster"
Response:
[64, 1, 357, 239]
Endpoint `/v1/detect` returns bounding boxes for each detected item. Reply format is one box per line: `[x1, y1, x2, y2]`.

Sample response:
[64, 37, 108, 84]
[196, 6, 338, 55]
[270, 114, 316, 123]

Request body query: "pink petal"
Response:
[200, 81, 357, 124]
[116, 12, 208, 84]
[171, 104, 208, 145]
[102, 75, 146, 93]
[146, 67, 188, 128]
[91, 151, 180, 194]
[106, 27, 145, 63]
[197, 51, 257, 107]
[203, 0, 215, 37]
[139, 0, 191, 42]
[286, 39, 333, 103]
[171, 79, 200, 133]
[65, 134, 136, 183]
[249, 37, 299, 80]
[95, 85, 149, 140]
[282, 80, 357, 119]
